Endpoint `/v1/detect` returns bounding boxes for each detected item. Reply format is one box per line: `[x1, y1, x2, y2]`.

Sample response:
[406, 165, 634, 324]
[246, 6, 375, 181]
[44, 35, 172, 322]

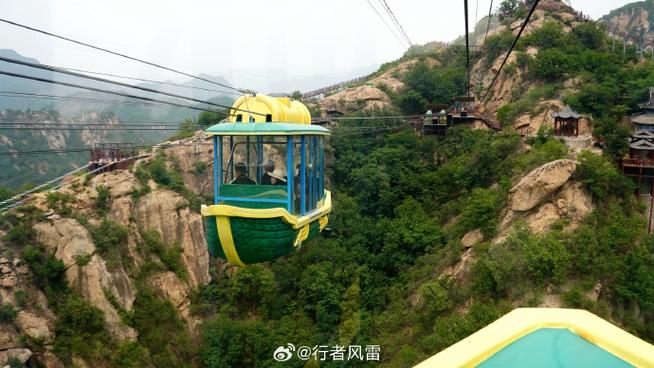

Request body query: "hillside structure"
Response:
[631, 88, 654, 132]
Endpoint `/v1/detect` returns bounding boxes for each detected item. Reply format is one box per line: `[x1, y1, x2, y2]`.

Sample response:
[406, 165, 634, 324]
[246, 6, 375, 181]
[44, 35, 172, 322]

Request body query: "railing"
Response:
[622, 158, 654, 167]
[0, 154, 148, 214]
[302, 73, 376, 100]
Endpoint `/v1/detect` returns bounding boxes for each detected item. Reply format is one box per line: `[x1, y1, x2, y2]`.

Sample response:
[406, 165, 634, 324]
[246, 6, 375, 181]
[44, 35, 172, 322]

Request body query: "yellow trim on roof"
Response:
[414, 308, 654, 368]
[201, 191, 332, 230]
[216, 216, 245, 267]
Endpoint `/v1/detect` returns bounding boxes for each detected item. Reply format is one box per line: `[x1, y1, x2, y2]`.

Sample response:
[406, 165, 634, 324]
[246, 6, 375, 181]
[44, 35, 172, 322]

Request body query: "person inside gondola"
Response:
[261, 160, 286, 186]
[230, 162, 256, 184]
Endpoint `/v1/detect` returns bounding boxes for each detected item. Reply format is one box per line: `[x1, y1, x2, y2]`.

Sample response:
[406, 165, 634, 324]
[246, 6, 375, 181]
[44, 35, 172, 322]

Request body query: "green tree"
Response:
[197, 111, 223, 128]
[575, 151, 633, 200]
[53, 296, 110, 361]
[592, 116, 630, 162]
[498, 0, 520, 20]
[398, 90, 428, 114]
[529, 49, 570, 81]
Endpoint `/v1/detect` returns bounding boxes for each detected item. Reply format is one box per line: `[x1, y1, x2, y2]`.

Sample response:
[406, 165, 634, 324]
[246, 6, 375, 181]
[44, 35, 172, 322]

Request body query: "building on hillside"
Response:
[630, 87, 654, 132]
[622, 130, 654, 193]
[551, 105, 581, 137]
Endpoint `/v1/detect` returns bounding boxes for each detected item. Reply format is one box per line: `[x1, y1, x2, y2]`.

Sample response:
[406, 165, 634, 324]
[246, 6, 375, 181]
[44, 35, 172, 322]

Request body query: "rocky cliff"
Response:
[601, 1, 654, 44]
[0, 132, 217, 366]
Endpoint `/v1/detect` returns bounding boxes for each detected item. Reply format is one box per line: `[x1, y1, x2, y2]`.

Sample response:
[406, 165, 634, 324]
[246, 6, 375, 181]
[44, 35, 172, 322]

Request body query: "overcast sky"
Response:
[0, 0, 637, 92]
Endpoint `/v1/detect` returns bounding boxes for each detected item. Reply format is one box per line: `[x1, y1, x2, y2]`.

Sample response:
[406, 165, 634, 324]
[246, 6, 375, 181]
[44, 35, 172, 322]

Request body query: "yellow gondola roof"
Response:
[414, 308, 654, 368]
[205, 94, 329, 136]
[228, 94, 311, 124]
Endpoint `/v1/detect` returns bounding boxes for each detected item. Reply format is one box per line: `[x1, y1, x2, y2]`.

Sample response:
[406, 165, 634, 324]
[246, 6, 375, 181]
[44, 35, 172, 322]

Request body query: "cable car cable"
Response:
[60, 67, 243, 96]
[0, 91, 169, 107]
[481, 0, 540, 102]
[0, 55, 265, 116]
[482, 0, 495, 46]
[464, 0, 471, 96]
[364, 0, 408, 48]
[0, 70, 232, 115]
[0, 18, 250, 94]
[378, 0, 413, 45]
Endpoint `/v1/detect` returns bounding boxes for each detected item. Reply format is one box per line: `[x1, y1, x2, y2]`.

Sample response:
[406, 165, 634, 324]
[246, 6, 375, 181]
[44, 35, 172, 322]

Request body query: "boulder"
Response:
[508, 160, 576, 212]
[0, 325, 20, 350]
[16, 311, 52, 341]
[0, 348, 31, 366]
[524, 203, 560, 234]
[461, 229, 483, 248]
[558, 181, 593, 220]
[40, 351, 65, 368]
[440, 249, 474, 282]
[34, 219, 95, 269]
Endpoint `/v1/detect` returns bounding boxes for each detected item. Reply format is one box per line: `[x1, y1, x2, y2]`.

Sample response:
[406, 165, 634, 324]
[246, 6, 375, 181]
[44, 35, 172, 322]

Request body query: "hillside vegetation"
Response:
[0, 1, 654, 367]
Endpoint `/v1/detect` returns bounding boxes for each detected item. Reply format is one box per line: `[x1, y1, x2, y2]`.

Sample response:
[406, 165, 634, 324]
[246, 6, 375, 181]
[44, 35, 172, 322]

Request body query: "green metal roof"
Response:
[205, 122, 330, 136]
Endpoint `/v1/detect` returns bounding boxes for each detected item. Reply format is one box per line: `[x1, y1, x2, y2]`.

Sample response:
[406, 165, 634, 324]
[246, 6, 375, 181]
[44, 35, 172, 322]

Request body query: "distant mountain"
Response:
[0, 49, 234, 115]
[0, 49, 59, 110]
[135, 73, 234, 102]
[222, 64, 381, 94]
[600, 1, 654, 44]
[0, 49, 236, 188]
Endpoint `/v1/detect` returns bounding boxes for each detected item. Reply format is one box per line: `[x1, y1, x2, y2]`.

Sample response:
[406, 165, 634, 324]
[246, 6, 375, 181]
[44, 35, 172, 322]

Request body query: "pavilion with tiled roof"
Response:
[551, 105, 581, 137]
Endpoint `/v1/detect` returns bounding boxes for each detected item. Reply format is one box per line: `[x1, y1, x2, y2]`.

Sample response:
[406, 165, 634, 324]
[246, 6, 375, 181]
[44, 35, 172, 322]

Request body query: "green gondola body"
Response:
[204, 214, 324, 265]
[201, 94, 331, 267]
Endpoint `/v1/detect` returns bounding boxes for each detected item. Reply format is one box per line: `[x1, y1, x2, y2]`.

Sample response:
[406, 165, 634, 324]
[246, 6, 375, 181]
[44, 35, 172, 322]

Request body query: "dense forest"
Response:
[193, 7, 654, 367]
[2, 1, 654, 367]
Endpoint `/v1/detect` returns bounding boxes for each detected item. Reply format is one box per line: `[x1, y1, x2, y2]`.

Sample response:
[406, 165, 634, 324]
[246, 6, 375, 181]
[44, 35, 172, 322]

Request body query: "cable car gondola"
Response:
[201, 94, 331, 267]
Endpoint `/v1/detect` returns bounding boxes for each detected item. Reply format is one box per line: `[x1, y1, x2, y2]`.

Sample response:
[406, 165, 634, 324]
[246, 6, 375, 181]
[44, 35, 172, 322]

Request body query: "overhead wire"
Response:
[0, 70, 231, 115]
[0, 142, 211, 157]
[0, 18, 250, 94]
[364, 0, 408, 48]
[0, 55, 264, 116]
[0, 126, 193, 131]
[0, 121, 193, 127]
[481, 0, 540, 102]
[475, 0, 479, 29]
[0, 91, 168, 108]
[464, 0, 471, 96]
[378, 0, 412, 46]
[60, 67, 243, 96]
[482, 0, 495, 46]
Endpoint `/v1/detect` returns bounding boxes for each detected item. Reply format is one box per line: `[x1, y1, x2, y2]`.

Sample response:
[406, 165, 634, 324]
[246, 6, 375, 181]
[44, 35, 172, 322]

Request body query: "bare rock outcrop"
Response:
[148, 271, 200, 334]
[320, 85, 393, 113]
[128, 190, 211, 288]
[440, 248, 474, 282]
[461, 229, 483, 248]
[16, 311, 53, 341]
[0, 348, 32, 366]
[153, 132, 213, 194]
[496, 159, 593, 242]
[34, 218, 138, 340]
[508, 159, 576, 212]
